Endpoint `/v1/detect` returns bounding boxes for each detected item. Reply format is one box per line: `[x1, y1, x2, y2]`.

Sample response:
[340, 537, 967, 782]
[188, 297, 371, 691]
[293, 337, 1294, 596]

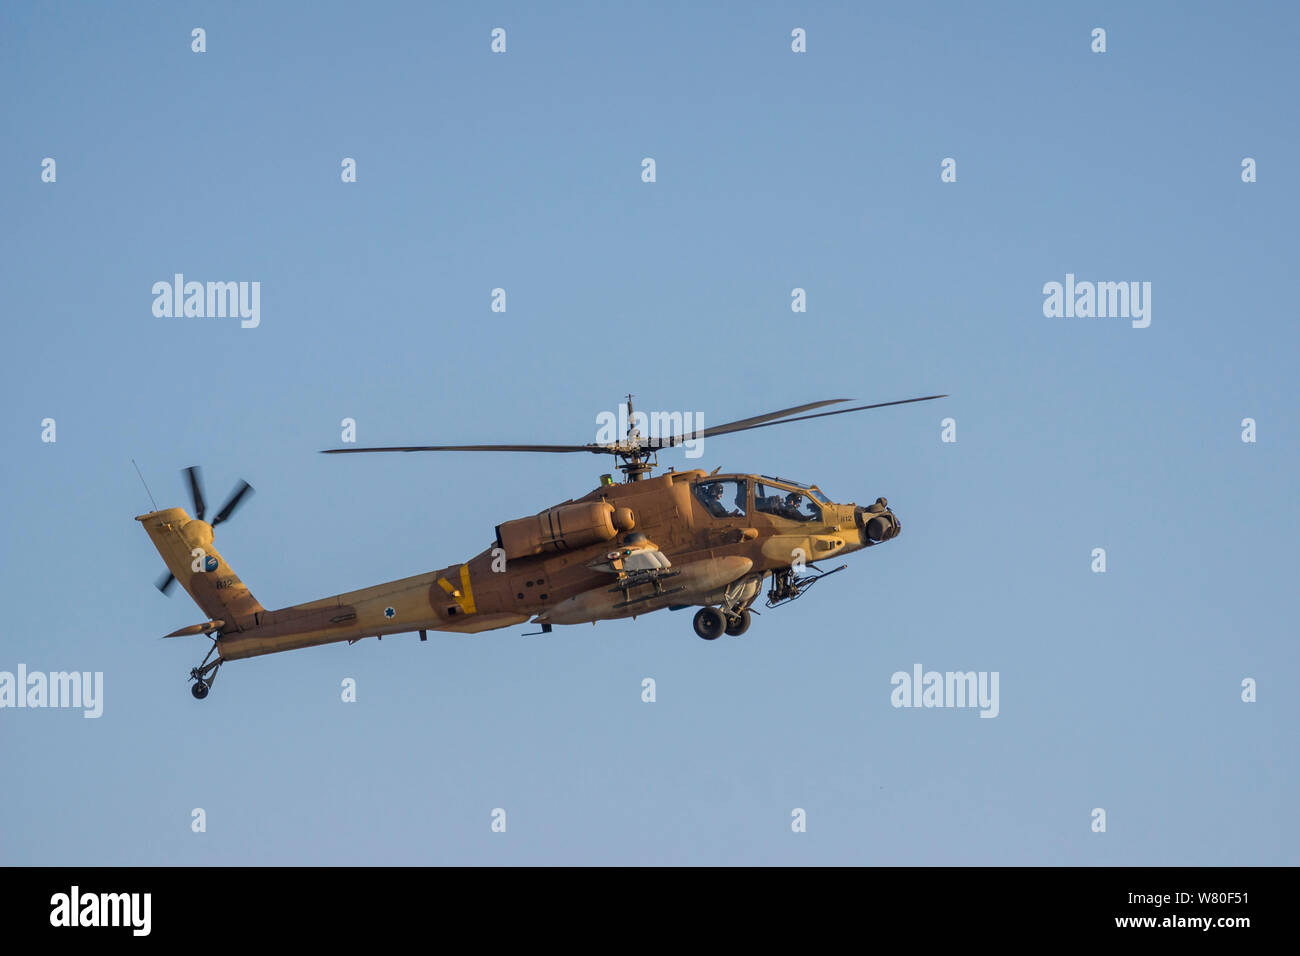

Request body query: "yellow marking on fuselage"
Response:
[437, 564, 477, 615]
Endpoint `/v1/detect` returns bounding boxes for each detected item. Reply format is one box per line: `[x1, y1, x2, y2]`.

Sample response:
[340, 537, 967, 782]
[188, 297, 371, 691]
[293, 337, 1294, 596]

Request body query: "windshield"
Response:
[753, 480, 823, 522]
[760, 475, 829, 505]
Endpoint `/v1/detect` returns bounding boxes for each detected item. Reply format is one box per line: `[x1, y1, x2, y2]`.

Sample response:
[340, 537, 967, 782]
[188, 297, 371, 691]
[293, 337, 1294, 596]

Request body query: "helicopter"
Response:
[138, 394, 945, 699]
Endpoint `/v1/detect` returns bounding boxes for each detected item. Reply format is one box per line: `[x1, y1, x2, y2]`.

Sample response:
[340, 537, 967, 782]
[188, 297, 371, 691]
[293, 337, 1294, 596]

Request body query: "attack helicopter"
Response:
[138, 394, 945, 698]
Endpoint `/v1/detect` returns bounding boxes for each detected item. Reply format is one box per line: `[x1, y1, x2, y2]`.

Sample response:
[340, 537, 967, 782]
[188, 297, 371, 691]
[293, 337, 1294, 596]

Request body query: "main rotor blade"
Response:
[321, 444, 603, 455]
[701, 394, 949, 439]
[210, 481, 254, 526]
[699, 399, 851, 441]
[184, 466, 206, 521]
[645, 399, 849, 449]
[650, 395, 946, 447]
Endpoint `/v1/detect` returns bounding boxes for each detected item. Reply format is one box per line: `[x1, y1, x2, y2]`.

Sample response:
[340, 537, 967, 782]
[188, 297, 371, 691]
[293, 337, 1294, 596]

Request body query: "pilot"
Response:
[702, 483, 731, 518]
[781, 491, 805, 521]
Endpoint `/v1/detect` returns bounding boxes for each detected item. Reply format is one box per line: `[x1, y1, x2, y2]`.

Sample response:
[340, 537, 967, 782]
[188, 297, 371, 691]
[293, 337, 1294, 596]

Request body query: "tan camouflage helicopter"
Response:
[139, 394, 944, 698]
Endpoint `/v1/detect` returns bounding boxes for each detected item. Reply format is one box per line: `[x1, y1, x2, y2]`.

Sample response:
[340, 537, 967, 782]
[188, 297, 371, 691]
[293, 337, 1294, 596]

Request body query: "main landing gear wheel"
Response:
[724, 608, 751, 636]
[693, 607, 726, 640]
[188, 637, 222, 700]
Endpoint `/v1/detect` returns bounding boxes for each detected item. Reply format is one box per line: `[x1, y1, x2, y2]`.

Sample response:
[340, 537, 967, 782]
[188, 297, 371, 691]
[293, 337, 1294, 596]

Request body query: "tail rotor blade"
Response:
[184, 466, 207, 522]
[151, 469, 253, 596]
[211, 481, 254, 527]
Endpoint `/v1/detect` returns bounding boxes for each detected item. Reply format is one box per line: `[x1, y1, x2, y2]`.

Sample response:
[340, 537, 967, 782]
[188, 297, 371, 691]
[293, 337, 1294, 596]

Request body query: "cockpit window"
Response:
[694, 479, 748, 518]
[754, 481, 822, 522]
[760, 475, 829, 506]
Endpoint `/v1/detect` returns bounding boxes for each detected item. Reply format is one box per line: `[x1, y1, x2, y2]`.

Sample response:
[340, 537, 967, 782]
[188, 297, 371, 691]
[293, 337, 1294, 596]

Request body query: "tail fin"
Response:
[137, 508, 264, 629]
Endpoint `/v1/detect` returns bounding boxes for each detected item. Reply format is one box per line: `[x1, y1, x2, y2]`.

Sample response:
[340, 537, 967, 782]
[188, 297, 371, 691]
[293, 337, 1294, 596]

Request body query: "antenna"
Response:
[132, 459, 159, 511]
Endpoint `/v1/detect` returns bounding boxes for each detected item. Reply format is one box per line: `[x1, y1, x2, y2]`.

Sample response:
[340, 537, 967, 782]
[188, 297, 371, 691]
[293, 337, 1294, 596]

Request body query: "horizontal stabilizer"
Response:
[164, 619, 225, 638]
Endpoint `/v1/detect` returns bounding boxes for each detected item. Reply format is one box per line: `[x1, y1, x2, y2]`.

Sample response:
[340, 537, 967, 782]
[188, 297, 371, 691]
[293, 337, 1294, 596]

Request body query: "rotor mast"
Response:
[616, 393, 656, 482]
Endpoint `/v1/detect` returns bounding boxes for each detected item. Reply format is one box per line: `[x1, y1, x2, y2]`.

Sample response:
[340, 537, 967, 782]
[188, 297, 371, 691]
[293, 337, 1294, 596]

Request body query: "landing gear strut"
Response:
[695, 577, 760, 641]
[189, 635, 223, 700]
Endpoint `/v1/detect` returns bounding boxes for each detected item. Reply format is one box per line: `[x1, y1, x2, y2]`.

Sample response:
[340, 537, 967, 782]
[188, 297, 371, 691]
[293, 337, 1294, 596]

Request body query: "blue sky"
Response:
[1, 1, 1296, 865]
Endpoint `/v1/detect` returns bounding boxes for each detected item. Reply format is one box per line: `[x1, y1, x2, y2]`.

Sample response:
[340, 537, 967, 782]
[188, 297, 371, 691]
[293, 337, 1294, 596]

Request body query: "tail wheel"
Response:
[724, 608, 751, 636]
[693, 607, 726, 640]
[191, 681, 209, 700]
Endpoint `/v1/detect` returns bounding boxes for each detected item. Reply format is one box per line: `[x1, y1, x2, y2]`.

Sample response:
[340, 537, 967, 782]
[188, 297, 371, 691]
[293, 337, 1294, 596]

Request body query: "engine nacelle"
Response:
[496, 501, 635, 559]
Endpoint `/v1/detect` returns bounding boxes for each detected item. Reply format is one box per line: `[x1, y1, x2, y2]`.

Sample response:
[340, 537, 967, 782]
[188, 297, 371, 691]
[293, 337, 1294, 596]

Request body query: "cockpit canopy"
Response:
[692, 475, 829, 522]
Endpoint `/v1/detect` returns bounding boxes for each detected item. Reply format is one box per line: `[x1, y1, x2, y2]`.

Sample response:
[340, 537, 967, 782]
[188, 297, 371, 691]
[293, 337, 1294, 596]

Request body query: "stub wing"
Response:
[587, 535, 672, 574]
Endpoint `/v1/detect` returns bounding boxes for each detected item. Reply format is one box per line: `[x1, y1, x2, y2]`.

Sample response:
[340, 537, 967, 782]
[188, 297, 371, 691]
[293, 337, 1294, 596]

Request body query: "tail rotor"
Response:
[154, 466, 255, 595]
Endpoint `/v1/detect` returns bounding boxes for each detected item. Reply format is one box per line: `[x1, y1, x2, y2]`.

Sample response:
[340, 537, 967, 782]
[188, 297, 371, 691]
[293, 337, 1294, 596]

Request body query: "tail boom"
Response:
[141, 513, 528, 661]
